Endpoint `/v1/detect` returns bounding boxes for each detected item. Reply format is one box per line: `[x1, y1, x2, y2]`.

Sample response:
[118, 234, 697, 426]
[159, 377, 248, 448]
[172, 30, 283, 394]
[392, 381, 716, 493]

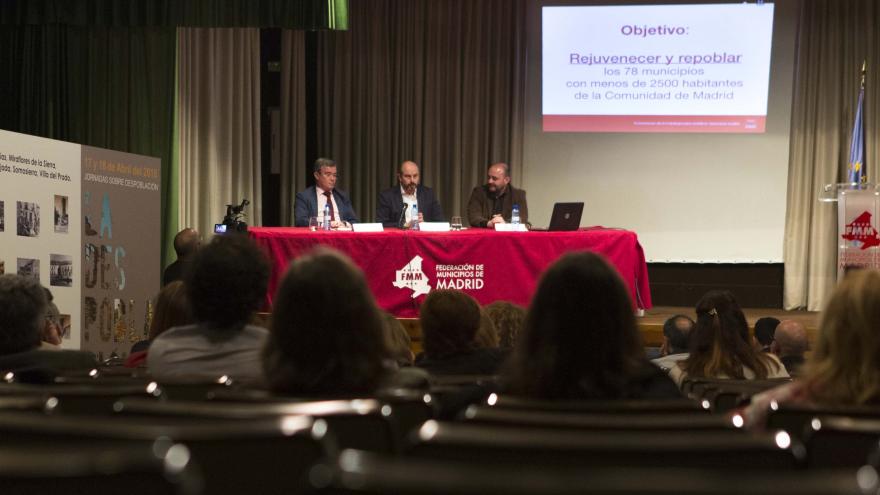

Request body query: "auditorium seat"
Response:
[683, 378, 791, 412]
[308, 449, 874, 495]
[112, 397, 398, 453]
[683, 378, 790, 398]
[802, 416, 880, 468]
[767, 403, 880, 440]
[460, 405, 738, 432]
[0, 444, 199, 495]
[0, 381, 162, 415]
[0, 410, 330, 495]
[405, 420, 805, 469]
[482, 394, 708, 414]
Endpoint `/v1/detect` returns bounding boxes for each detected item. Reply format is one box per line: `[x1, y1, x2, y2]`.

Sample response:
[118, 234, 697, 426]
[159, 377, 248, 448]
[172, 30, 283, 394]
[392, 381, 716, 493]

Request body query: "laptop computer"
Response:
[547, 202, 584, 231]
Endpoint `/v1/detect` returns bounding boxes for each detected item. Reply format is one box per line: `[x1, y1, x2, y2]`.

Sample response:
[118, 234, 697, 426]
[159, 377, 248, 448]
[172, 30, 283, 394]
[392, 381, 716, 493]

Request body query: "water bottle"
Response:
[411, 204, 419, 231]
[323, 203, 331, 231]
[511, 204, 521, 225]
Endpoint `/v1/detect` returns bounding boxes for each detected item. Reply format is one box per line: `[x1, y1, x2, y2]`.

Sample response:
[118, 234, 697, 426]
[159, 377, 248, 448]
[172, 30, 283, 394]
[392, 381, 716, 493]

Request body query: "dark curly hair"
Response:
[263, 248, 388, 396]
[0, 275, 46, 355]
[185, 234, 269, 328]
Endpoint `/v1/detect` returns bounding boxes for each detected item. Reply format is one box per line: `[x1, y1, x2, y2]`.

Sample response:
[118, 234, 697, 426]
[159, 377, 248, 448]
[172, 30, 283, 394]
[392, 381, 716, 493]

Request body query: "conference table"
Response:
[249, 227, 652, 318]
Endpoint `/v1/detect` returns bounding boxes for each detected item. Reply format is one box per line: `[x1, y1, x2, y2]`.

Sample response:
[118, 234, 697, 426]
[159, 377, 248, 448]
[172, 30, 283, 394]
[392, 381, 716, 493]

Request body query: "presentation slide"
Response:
[543, 3, 775, 133]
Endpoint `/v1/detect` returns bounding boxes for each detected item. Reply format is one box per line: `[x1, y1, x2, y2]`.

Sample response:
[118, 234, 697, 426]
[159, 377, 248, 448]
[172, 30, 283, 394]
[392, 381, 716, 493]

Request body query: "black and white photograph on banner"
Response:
[50, 254, 73, 287]
[0, 200, 5, 232]
[16, 201, 39, 237]
[59, 314, 71, 339]
[54, 195, 68, 233]
[17, 257, 39, 282]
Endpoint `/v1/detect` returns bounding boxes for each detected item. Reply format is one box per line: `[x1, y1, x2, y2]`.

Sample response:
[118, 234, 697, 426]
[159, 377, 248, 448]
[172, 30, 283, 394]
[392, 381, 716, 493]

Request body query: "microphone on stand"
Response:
[398, 203, 409, 229]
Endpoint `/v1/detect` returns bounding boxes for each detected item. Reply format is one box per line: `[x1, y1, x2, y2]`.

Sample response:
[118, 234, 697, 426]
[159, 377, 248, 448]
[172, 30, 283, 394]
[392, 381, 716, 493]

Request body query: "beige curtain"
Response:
[178, 27, 262, 238]
[279, 30, 308, 226]
[284, 0, 526, 223]
[784, 0, 879, 310]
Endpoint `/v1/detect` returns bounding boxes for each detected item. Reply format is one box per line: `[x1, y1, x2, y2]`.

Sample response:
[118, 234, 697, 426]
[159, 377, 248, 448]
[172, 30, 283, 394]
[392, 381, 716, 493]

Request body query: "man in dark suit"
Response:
[294, 158, 359, 227]
[376, 160, 445, 228]
[467, 162, 528, 228]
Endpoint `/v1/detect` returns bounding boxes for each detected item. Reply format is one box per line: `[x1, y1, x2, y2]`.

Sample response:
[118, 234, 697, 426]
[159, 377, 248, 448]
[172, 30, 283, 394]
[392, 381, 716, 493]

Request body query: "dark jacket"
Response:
[415, 347, 508, 376]
[293, 186, 359, 227]
[376, 185, 445, 227]
[467, 184, 528, 228]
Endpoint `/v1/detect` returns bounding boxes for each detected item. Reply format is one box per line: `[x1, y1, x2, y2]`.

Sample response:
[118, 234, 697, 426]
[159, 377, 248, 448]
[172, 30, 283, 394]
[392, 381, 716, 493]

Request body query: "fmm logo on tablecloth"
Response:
[842, 211, 880, 250]
[393, 255, 432, 298]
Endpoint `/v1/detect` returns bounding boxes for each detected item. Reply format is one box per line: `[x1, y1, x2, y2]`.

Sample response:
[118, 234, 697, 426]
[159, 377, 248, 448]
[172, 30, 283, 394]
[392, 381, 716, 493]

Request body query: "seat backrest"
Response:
[406, 421, 804, 470]
[114, 397, 397, 453]
[0, 443, 198, 495]
[768, 404, 880, 440]
[461, 406, 735, 432]
[484, 395, 708, 414]
[311, 449, 871, 495]
[0, 411, 331, 495]
[803, 416, 880, 468]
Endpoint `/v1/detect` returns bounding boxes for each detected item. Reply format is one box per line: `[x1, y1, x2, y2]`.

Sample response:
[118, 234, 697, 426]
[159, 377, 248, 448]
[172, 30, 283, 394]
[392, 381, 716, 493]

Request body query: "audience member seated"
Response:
[771, 320, 808, 376]
[125, 281, 193, 368]
[415, 290, 507, 376]
[652, 314, 695, 370]
[162, 228, 201, 286]
[504, 252, 680, 400]
[753, 316, 780, 352]
[263, 248, 399, 396]
[744, 270, 880, 428]
[473, 310, 500, 349]
[0, 275, 97, 377]
[484, 301, 526, 349]
[667, 290, 788, 389]
[148, 234, 270, 384]
[40, 288, 63, 349]
[380, 312, 415, 368]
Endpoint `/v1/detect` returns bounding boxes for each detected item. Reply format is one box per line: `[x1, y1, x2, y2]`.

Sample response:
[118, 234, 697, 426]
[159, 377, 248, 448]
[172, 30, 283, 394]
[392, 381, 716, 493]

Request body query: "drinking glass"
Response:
[451, 216, 463, 231]
[308, 216, 319, 231]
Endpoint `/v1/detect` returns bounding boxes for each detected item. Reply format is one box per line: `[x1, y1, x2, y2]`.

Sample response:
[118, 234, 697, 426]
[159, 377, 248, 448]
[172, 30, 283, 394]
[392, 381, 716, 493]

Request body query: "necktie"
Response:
[323, 191, 336, 221]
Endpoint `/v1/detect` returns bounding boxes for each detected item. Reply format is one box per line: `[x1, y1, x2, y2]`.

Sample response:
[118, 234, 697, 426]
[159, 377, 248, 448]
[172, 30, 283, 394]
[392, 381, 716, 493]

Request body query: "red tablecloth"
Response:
[249, 227, 652, 317]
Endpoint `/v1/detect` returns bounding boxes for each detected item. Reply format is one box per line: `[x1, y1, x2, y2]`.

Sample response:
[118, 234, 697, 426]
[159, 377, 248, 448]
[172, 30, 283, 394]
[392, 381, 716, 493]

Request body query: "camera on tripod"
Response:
[215, 199, 250, 234]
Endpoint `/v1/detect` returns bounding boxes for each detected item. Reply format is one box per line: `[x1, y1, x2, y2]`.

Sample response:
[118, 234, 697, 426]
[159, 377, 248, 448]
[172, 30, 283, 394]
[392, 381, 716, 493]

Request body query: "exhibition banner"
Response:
[0, 130, 160, 360]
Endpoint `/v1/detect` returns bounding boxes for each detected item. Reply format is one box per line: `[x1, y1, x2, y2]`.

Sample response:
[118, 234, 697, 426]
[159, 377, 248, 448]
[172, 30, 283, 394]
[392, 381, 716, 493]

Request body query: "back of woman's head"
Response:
[264, 248, 387, 395]
[419, 290, 482, 358]
[485, 301, 526, 349]
[380, 312, 414, 367]
[808, 269, 880, 404]
[148, 281, 193, 341]
[506, 252, 644, 399]
[684, 290, 775, 379]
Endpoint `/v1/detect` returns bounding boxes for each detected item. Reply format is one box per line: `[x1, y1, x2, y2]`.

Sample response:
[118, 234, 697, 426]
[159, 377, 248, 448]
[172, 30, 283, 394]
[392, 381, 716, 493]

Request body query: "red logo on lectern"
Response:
[842, 211, 880, 250]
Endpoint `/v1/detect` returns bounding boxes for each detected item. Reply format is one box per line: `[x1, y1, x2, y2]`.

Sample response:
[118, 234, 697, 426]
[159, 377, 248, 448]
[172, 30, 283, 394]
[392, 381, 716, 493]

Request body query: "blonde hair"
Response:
[807, 269, 880, 404]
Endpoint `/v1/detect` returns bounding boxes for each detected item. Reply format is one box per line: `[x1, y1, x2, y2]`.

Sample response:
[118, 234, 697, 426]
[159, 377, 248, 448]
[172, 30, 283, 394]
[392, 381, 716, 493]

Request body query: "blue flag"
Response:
[847, 85, 866, 184]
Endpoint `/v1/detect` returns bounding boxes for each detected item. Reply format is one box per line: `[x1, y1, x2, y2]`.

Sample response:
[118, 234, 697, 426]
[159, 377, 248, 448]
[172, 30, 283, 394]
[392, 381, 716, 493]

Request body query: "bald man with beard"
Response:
[376, 160, 445, 228]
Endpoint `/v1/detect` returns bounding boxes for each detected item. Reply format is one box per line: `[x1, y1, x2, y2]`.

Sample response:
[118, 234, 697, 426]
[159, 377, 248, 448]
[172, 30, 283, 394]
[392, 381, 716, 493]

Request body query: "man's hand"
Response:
[487, 214, 505, 227]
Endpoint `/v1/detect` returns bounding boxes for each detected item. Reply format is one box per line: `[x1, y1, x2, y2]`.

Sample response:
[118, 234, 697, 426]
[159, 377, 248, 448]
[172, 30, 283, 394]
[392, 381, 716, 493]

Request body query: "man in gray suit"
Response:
[294, 158, 359, 227]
